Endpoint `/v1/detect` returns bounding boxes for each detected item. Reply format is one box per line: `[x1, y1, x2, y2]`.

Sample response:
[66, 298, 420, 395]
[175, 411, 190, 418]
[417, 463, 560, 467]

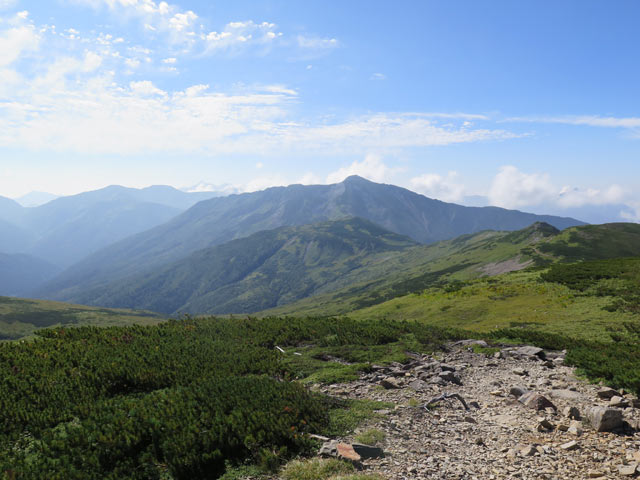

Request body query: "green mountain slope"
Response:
[346, 254, 640, 345]
[0, 296, 164, 340]
[39, 176, 583, 302]
[68, 218, 417, 314]
[264, 222, 640, 317]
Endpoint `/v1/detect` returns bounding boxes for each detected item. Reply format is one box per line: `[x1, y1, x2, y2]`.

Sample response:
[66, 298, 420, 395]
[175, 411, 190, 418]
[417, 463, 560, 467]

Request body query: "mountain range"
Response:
[0, 185, 225, 271]
[34, 176, 585, 310]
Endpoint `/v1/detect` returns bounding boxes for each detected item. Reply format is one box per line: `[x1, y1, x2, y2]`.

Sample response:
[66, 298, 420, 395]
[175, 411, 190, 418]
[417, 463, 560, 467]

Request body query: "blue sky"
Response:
[1, 0, 639, 220]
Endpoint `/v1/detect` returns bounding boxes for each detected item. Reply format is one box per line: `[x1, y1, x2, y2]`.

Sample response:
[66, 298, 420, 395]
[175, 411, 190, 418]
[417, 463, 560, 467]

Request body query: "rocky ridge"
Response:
[313, 340, 640, 479]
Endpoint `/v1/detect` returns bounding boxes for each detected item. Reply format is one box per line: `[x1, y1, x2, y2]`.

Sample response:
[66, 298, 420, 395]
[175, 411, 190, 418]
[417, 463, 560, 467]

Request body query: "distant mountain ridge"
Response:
[0, 185, 226, 268]
[14, 191, 59, 207]
[38, 176, 583, 303]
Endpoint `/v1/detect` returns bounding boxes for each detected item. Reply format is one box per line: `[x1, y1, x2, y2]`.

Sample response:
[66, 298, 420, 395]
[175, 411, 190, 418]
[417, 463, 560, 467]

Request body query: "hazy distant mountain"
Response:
[38, 176, 583, 301]
[14, 191, 59, 207]
[0, 195, 24, 224]
[0, 219, 34, 254]
[0, 252, 60, 296]
[0, 185, 228, 268]
[65, 218, 417, 314]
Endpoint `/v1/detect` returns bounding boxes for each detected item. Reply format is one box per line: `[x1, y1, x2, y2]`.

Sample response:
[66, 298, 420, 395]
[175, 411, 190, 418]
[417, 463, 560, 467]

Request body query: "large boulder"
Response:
[587, 407, 623, 432]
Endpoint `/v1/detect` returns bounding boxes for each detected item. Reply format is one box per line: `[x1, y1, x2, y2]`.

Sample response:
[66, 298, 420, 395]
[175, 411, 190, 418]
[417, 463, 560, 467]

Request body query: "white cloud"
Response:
[242, 174, 289, 192]
[410, 171, 465, 202]
[507, 115, 640, 131]
[557, 184, 626, 208]
[297, 35, 338, 49]
[620, 202, 640, 223]
[286, 114, 517, 152]
[488, 165, 629, 211]
[298, 172, 322, 185]
[129, 80, 166, 96]
[204, 20, 282, 53]
[370, 72, 386, 80]
[0, 19, 39, 67]
[488, 166, 556, 208]
[326, 154, 394, 184]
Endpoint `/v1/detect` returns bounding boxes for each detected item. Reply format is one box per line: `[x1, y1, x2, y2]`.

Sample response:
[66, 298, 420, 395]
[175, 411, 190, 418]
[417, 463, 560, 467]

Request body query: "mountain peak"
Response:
[341, 175, 373, 184]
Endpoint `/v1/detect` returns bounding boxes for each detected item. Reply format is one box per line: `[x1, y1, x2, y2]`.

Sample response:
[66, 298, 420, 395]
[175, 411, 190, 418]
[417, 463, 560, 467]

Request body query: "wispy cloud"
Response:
[0, 9, 519, 164]
[296, 35, 338, 49]
[70, 0, 336, 58]
[507, 114, 640, 130]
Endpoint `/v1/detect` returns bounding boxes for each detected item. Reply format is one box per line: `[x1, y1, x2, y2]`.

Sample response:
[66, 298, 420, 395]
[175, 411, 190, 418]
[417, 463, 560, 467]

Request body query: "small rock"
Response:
[550, 389, 582, 401]
[490, 390, 503, 396]
[610, 395, 630, 408]
[463, 415, 477, 424]
[519, 392, 557, 411]
[537, 418, 555, 431]
[520, 445, 536, 456]
[380, 377, 401, 389]
[597, 387, 621, 400]
[514, 345, 546, 359]
[408, 379, 427, 391]
[512, 367, 528, 376]
[336, 443, 361, 462]
[587, 470, 605, 478]
[510, 386, 528, 398]
[351, 443, 384, 459]
[567, 420, 583, 436]
[319, 440, 338, 457]
[619, 464, 638, 476]
[563, 405, 581, 420]
[438, 370, 462, 385]
[560, 440, 579, 451]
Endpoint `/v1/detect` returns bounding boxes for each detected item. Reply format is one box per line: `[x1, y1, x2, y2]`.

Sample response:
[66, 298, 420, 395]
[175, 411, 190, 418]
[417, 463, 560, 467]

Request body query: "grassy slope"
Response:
[262, 222, 640, 319]
[347, 270, 635, 343]
[0, 296, 164, 339]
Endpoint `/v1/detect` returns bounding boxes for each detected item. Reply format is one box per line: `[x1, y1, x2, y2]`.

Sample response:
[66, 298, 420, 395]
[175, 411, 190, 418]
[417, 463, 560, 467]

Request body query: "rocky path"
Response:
[315, 341, 640, 479]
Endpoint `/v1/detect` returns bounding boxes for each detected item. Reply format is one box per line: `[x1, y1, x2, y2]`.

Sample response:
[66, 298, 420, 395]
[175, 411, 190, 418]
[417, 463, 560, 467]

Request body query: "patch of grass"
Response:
[470, 344, 501, 356]
[281, 458, 354, 480]
[219, 463, 266, 480]
[327, 399, 394, 437]
[353, 429, 386, 446]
